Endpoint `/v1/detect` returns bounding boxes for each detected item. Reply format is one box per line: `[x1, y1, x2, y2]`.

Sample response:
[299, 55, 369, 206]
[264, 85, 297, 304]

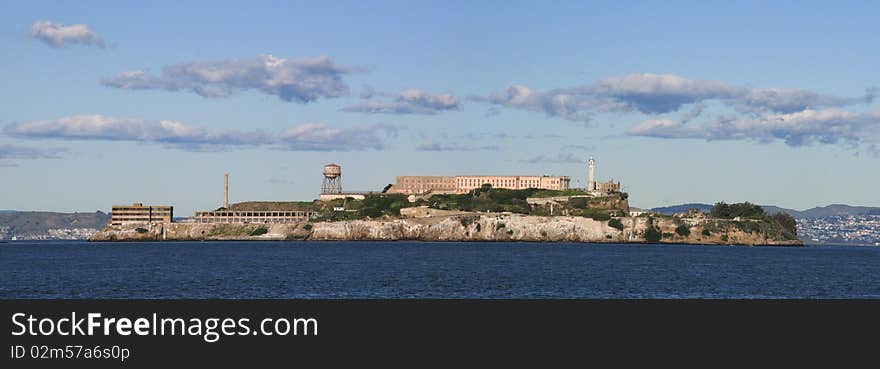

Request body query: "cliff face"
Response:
[90, 213, 802, 246]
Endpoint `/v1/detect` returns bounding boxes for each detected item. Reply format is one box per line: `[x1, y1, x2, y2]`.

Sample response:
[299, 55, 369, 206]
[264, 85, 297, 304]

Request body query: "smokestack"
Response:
[224, 172, 229, 209]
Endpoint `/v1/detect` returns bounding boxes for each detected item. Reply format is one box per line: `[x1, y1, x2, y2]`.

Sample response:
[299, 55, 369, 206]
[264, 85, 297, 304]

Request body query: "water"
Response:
[1, 241, 878, 298]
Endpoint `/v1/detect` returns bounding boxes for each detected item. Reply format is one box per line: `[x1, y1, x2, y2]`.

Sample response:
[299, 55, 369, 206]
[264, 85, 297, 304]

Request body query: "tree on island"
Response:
[710, 202, 765, 219]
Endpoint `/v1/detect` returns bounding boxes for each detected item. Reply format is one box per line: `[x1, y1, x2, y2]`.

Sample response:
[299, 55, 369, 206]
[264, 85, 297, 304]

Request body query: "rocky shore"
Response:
[89, 213, 803, 246]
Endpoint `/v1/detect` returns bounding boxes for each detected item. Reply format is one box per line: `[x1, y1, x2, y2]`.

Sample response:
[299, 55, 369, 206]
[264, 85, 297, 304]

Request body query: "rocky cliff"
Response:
[89, 213, 802, 246]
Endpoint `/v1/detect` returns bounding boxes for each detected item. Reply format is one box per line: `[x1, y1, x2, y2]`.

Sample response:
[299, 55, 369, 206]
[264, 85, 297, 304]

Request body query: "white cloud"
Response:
[30, 20, 104, 48]
[342, 88, 460, 115]
[415, 142, 499, 151]
[477, 73, 874, 122]
[0, 143, 67, 159]
[5, 115, 395, 151]
[519, 153, 584, 164]
[0, 143, 68, 166]
[628, 109, 880, 147]
[277, 123, 397, 151]
[102, 55, 358, 103]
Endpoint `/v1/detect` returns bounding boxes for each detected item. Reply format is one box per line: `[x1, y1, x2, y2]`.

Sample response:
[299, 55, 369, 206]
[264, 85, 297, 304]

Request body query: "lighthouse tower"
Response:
[587, 157, 596, 191]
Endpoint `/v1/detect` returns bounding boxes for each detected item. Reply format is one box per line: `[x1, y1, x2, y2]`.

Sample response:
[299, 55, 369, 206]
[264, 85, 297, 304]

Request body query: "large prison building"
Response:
[388, 175, 571, 195]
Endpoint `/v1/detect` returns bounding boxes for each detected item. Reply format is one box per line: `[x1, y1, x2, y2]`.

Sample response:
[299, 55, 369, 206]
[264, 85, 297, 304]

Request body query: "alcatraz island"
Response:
[90, 158, 802, 246]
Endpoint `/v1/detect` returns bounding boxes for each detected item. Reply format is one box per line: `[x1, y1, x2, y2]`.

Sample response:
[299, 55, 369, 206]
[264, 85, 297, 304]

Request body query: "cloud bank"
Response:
[0, 143, 68, 167]
[102, 55, 358, 103]
[4, 115, 395, 151]
[0, 143, 67, 159]
[30, 20, 104, 48]
[519, 153, 584, 164]
[342, 89, 460, 115]
[628, 109, 880, 147]
[476, 73, 874, 122]
[415, 143, 499, 151]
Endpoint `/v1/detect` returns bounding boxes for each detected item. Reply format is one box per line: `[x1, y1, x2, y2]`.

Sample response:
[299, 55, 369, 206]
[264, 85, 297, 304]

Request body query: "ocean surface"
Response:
[1, 241, 878, 298]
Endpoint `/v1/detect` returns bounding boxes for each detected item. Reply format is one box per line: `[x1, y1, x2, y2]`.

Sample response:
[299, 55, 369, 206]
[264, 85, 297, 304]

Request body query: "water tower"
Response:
[322, 163, 342, 194]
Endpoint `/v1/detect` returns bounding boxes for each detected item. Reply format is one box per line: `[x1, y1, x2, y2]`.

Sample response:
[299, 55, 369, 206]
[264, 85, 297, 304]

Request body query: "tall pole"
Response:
[224, 172, 229, 209]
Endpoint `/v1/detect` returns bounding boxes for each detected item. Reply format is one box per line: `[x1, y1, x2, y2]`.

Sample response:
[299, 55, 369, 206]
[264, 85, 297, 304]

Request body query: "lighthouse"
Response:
[588, 157, 596, 191]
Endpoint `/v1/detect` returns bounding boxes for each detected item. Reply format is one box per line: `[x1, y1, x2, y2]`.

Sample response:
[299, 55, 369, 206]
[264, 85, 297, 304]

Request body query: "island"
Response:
[90, 187, 802, 246]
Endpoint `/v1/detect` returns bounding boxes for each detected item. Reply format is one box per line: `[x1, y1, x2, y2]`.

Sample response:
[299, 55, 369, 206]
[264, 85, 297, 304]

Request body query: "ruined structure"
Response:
[110, 203, 173, 225]
[586, 157, 620, 194]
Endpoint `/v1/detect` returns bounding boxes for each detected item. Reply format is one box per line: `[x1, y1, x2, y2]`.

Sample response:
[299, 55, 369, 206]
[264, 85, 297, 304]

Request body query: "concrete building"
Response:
[318, 193, 367, 201]
[388, 175, 571, 195]
[193, 210, 316, 224]
[111, 203, 173, 225]
[593, 180, 621, 193]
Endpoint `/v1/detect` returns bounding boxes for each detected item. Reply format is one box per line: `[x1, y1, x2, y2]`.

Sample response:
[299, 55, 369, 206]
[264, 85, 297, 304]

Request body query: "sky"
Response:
[2, 0, 879, 215]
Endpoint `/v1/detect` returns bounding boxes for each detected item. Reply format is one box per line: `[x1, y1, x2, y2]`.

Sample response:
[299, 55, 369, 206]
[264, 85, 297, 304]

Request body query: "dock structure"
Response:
[193, 210, 317, 224]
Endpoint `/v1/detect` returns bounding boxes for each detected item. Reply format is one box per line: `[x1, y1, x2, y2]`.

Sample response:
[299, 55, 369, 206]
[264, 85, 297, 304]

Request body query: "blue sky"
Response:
[2, 0, 878, 215]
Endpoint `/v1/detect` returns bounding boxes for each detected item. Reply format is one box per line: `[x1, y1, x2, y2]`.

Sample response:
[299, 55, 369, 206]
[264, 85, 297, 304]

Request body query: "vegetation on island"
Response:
[608, 218, 624, 231]
[249, 227, 268, 236]
[675, 224, 691, 237]
[708, 202, 798, 241]
[644, 218, 662, 242]
[216, 192, 798, 245]
[423, 184, 626, 220]
[224, 185, 628, 223]
[313, 194, 411, 221]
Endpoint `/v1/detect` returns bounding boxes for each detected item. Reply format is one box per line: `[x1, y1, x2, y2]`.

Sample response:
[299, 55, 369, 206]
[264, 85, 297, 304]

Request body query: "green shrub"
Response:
[459, 215, 479, 227]
[711, 202, 765, 219]
[496, 223, 505, 230]
[645, 227, 662, 242]
[734, 221, 761, 234]
[662, 232, 673, 239]
[135, 227, 148, 234]
[475, 223, 482, 232]
[507, 230, 514, 235]
[591, 212, 611, 221]
[303, 223, 313, 231]
[721, 235, 729, 242]
[701, 229, 711, 236]
[769, 212, 798, 240]
[249, 227, 268, 236]
[608, 218, 624, 231]
[580, 208, 611, 221]
[675, 225, 691, 237]
[358, 207, 383, 219]
[568, 197, 588, 208]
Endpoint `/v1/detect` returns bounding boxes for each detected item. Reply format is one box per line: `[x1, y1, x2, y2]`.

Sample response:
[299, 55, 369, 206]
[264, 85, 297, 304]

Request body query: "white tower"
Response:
[588, 157, 596, 191]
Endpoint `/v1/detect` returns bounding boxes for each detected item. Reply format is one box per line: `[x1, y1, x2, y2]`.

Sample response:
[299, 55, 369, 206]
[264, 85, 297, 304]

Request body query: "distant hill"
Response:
[0, 211, 110, 239]
[651, 203, 880, 218]
[758, 206, 803, 218]
[650, 203, 715, 215]
[797, 204, 880, 218]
